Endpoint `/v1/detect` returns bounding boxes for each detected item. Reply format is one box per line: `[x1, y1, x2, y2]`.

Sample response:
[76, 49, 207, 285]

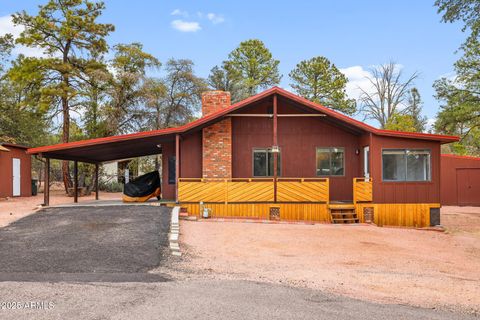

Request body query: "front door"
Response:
[363, 146, 370, 180]
[12, 158, 21, 196]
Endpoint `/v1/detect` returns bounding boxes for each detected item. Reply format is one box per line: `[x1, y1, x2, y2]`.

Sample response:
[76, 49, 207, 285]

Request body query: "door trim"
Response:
[12, 158, 21, 197]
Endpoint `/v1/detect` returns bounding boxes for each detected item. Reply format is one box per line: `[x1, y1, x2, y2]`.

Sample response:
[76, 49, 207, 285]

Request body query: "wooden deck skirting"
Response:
[180, 202, 437, 227]
[355, 203, 440, 227]
[182, 203, 331, 221]
[178, 177, 437, 227]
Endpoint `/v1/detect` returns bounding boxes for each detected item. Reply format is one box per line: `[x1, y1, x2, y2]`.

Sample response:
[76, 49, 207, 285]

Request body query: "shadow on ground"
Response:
[0, 206, 171, 282]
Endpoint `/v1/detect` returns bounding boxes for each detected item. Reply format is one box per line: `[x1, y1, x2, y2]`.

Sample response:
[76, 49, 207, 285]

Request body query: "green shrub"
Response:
[98, 180, 123, 192]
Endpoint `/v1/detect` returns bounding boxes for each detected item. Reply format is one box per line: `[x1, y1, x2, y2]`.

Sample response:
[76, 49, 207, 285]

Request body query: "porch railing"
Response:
[353, 177, 373, 203]
[178, 178, 329, 203]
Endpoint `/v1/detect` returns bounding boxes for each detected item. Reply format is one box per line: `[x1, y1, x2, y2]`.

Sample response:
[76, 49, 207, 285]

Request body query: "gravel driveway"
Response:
[0, 280, 475, 320]
[0, 206, 171, 282]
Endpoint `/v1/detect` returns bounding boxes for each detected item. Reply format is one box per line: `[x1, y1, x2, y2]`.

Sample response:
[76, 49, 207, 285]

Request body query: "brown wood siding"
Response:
[358, 133, 371, 178]
[161, 132, 202, 200]
[161, 141, 175, 200]
[440, 155, 480, 206]
[232, 116, 362, 201]
[0, 146, 32, 197]
[370, 135, 441, 204]
[236, 98, 302, 114]
[180, 130, 202, 178]
[232, 117, 273, 177]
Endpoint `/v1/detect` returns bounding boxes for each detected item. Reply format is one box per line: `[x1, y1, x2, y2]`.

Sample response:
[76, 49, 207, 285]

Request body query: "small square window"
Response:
[316, 147, 345, 176]
[253, 149, 280, 177]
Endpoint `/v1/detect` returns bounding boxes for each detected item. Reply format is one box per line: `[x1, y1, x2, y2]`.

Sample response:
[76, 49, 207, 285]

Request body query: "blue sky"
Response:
[0, 1, 466, 127]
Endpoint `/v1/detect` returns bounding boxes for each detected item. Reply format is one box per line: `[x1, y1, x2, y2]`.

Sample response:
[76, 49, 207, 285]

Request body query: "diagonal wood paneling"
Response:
[179, 178, 329, 203]
[353, 178, 373, 203]
[277, 179, 329, 202]
[178, 179, 274, 203]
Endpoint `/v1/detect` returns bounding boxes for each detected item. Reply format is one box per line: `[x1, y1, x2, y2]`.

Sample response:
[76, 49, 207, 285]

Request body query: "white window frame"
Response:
[381, 148, 431, 182]
[252, 148, 281, 177]
[315, 147, 345, 177]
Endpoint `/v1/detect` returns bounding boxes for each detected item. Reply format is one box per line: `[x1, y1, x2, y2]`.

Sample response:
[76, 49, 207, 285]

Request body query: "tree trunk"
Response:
[62, 44, 73, 194]
[62, 96, 72, 194]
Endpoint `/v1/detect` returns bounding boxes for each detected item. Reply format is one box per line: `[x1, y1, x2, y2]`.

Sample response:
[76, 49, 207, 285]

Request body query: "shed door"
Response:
[12, 158, 21, 196]
[457, 168, 480, 206]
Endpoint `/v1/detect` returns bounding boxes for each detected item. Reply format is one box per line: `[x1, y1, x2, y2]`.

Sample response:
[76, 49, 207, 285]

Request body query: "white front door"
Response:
[12, 158, 21, 196]
[363, 146, 370, 180]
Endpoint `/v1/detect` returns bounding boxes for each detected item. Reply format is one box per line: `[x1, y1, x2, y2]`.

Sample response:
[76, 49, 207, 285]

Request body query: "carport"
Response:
[28, 107, 228, 206]
[28, 129, 179, 206]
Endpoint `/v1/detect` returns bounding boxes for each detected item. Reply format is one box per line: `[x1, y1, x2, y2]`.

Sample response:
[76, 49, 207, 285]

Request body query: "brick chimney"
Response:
[202, 91, 231, 117]
[201, 91, 232, 178]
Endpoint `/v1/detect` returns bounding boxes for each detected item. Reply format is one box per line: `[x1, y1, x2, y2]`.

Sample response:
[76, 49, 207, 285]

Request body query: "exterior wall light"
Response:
[271, 146, 280, 153]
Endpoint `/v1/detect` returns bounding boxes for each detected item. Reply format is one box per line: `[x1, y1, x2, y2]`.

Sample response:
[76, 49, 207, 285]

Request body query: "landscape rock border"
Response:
[169, 206, 181, 256]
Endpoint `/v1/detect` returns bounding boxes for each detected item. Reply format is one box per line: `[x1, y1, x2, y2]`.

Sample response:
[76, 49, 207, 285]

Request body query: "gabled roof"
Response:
[28, 87, 459, 161]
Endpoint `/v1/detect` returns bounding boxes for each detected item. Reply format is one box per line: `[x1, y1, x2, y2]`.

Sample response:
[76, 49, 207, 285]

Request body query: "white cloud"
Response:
[171, 19, 201, 32]
[171, 9, 189, 17]
[0, 15, 45, 57]
[339, 65, 375, 101]
[170, 10, 224, 32]
[0, 15, 22, 38]
[206, 13, 224, 24]
[424, 117, 436, 133]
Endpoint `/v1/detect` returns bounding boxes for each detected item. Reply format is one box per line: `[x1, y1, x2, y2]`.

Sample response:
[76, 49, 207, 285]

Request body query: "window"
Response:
[382, 149, 431, 181]
[316, 147, 345, 176]
[168, 156, 176, 184]
[253, 149, 280, 177]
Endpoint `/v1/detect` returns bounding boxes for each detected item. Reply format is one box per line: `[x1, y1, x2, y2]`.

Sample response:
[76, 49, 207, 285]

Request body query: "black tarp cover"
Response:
[123, 171, 160, 197]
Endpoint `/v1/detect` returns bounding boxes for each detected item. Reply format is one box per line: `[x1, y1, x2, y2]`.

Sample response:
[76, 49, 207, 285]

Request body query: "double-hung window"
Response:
[253, 148, 280, 177]
[316, 147, 345, 176]
[382, 149, 431, 181]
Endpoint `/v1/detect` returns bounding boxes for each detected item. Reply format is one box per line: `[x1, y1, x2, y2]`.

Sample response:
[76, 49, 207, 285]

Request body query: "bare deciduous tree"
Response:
[359, 62, 418, 128]
[161, 59, 208, 128]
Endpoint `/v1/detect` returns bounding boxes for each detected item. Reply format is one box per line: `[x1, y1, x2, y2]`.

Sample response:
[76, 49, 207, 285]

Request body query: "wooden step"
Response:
[332, 218, 360, 224]
[329, 202, 359, 224]
[332, 218, 359, 222]
[330, 212, 356, 216]
[328, 204, 355, 210]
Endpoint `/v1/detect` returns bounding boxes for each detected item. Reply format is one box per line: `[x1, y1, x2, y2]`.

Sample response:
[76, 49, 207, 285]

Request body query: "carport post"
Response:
[273, 93, 278, 203]
[175, 134, 180, 203]
[43, 157, 50, 206]
[73, 160, 78, 203]
[95, 163, 99, 200]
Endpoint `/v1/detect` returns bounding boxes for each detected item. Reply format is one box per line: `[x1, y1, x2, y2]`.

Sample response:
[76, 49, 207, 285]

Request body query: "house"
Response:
[0, 143, 32, 198]
[28, 87, 459, 227]
[440, 154, 480, 206]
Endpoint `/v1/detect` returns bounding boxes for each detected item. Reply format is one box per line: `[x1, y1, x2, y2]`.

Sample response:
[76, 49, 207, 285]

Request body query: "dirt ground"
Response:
[0, 191, 122, 227]
[1, 196, 479, 314]
[178, 206, 480, 313]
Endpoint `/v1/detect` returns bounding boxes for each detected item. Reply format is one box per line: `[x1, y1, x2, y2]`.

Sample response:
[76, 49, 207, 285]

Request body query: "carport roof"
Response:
[28, 87, 460, 163]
